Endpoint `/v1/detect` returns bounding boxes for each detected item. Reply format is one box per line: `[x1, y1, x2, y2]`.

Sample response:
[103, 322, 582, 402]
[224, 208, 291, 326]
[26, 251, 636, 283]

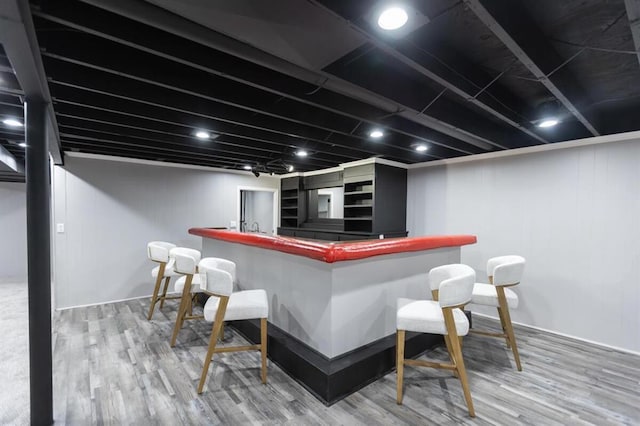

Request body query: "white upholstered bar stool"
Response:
[147, 241, 182, 320]
[396, 264, 476, 417]
[169, 247, 202, 347]
[194, 258, 268, 393]
[470, 255, 525, 371]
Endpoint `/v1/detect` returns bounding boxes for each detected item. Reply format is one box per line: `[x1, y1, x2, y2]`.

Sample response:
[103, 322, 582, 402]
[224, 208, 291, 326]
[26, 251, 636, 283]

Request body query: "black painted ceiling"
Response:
[2, 0, 640, 177]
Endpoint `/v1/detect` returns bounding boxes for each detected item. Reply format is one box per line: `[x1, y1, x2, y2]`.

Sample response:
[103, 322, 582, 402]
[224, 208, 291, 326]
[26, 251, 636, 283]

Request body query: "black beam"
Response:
[465, 0, 600, 136]
[32, 16, 478, 156]
[25, 99, 53, 425]
[36, 0, 498, 151]
[0, 0, 62, 163]
[41, 55, 448, 162]
[324, 46, 535, 149]
[53, 107, 358, 167]
[311, 0, 548, 146]
[47, 79, 438, 164]
[58, 127, 340, 169]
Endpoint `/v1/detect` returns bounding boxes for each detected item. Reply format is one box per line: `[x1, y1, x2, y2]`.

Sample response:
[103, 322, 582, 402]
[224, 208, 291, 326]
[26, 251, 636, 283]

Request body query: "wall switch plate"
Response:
[56, 223, 65, 233]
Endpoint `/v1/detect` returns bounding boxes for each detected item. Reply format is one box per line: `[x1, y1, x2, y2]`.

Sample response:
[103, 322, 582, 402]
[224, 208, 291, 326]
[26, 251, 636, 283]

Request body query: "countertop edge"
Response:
[189, 228, 477, 263]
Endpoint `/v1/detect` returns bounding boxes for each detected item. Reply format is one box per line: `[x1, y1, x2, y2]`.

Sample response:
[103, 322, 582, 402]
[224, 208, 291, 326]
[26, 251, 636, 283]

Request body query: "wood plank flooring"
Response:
[51, 297, 640, 425]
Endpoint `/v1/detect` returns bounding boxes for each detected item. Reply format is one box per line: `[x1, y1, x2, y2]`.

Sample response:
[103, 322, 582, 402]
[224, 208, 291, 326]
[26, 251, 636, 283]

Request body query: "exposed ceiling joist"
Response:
[76, 0, 499, 151]
[310, 0, 547, 146]
[41, 53, 438, 160]
[32, 10, 477, 157]
[0, 0, 63, 163]
[625, 0, 640, 68]
[465, 0, 600, 137]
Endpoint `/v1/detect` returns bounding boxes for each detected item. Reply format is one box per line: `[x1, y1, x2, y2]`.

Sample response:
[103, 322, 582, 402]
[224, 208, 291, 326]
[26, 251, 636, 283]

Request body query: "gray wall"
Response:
[242, 190, 275, 234]
[53, 156, 279, 309]
[407, 139, 640, 353]
[0, 182, 27, 282]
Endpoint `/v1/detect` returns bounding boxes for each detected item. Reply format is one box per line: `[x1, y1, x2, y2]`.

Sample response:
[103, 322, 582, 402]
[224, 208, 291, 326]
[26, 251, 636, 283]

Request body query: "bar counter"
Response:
[189, 228, 477, 403]
[189, 228, 476, 263]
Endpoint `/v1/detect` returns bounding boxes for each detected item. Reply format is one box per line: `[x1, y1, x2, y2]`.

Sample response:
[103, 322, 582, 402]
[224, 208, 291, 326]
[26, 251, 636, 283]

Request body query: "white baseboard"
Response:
[55, 292, 181, 311]
[471, 312, 640, 357]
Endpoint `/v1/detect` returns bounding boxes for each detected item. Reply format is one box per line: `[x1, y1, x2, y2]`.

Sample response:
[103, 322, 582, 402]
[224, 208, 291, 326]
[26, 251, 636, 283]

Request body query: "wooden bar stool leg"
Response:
[170, 275, 193, 347]
[444, 309, 475, 417]
[396, 330, 405, 404]
[219, 322, 225, 342]
[443, 335, 459, 378]
[497, 288, 522, 371]
[497, 307, 511, 348]
[147, 263, 165, 320]
[159, 276, 171, 309]
[260, 318, 267, 384]
[198, 297, 228, 394]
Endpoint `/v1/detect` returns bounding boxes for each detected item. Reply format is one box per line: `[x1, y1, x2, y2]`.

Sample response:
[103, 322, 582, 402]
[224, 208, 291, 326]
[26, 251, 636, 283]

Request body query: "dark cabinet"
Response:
[280, 177, 306, 228]
[343, 163, 407, 235]
[278, 162, 407, 240]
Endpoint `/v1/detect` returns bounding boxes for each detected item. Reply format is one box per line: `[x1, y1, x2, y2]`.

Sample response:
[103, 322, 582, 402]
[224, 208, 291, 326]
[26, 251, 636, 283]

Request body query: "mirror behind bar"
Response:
[308, 187, 344, 219]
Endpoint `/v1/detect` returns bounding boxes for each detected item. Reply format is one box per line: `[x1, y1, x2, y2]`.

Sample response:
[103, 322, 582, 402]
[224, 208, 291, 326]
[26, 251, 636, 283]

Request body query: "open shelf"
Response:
[281, 186, 300, 227]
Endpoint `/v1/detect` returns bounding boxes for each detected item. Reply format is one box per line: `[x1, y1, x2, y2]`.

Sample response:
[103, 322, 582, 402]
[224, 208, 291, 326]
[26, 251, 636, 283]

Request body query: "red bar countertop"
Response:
[189, 228, 477, 264]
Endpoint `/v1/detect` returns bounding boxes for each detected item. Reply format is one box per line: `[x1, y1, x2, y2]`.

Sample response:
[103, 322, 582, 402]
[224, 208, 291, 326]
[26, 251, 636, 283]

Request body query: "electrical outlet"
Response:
[56, 223, 65, 233]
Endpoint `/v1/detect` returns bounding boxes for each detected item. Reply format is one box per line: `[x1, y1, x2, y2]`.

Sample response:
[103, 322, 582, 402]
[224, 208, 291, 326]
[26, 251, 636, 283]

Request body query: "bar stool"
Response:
[169, 247, 202, 347]
[470, 255, 525, 371]
[396, 264, 476, 417]
[196, 257, 268, 393]
[147, 241, 182, 320]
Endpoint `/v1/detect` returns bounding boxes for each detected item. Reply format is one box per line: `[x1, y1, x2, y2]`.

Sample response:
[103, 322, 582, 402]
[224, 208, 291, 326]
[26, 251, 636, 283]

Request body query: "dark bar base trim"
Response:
[230, 319, 443, 405]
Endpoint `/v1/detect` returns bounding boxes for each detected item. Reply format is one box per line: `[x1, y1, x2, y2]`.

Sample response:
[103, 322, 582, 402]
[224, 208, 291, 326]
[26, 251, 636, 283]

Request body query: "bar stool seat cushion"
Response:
[175, 274, 203, 293]
[397, 298, 469, 336]
[471, 283, 519, 308]
[204, 289, 268, 322]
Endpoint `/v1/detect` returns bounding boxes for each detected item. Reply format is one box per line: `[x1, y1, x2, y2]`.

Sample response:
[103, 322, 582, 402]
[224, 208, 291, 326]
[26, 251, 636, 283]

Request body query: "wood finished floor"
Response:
[52, 297, 640, 425]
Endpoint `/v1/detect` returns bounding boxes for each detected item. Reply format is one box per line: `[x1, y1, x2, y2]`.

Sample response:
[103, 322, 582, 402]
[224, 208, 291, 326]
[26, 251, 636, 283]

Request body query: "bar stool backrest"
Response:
[147, 241, 176, 263]
[488, 255, 525, 286]
[171, 248, 202, 275]
[429, 264, 475, 308]
[200, 265, 234, 297]
[199, 258, 236, 295]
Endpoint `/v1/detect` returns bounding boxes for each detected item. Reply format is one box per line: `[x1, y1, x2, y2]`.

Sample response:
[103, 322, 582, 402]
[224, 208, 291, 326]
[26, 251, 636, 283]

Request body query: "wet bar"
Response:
[190, 228, 476, 403]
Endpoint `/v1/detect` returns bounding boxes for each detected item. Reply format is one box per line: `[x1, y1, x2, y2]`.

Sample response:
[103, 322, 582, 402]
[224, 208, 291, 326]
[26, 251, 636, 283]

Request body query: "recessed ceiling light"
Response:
[287, 165, 294, 172]
[19, 142, 27, 148]
[195, 130, 210, 139]
[378, 6, 408, 30]
[369, 129, 384, 138]
[415, 144, 428, 152]
[295, 149, 308, 157]
[538, 119, 559, 128]
[243, 165, 252, 170]
[3, 118, 23, 127]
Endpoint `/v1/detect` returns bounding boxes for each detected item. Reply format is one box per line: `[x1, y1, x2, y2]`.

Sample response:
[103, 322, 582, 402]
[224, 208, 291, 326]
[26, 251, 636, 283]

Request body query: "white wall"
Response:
[407, 138, 640, 353]
[0, 182, 27, 282]
[53, 156, 278, 309]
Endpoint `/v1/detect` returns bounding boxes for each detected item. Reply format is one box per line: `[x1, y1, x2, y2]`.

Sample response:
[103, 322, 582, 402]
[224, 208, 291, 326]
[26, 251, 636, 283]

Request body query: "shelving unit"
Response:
[343, 178, 373, 233]
[278, 161, 407, 241]
[342, 164, 406, 235]
[280, 177, 305, 228]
